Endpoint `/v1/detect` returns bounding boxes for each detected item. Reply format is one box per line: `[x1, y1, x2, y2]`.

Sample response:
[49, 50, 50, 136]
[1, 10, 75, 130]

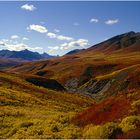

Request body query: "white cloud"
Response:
[6, 43, 28, 51]
[105, 19, 119, 25]
[18, 44, 42, 51]
[90, 18, 99, 23]
[46, 32, 73, 41]
[0, 41, 5, 46]
[48, 46, 59, 53]
[1, 39, 9, 43]
[48, 38, 89, 52]
[11, 35, 19, 39]
[60, 39, 89, 50]
[48, 46, 59, 50]
[60, 43, 68, 50]
[57, 35, 73, 41]
[22, 37, 29, 41]
[28, 24, 48, 33]
[21, 4, 36, 11]
[47, 32, 57, 38]
[75, 39, 89, 47]
[54, 29, 60, 33]
[0, 39, 42, 51]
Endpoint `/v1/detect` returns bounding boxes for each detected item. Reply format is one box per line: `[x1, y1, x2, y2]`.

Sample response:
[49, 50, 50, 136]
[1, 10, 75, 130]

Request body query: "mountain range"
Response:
[0, 49, 55, 61]
[0, 49, 56, 68]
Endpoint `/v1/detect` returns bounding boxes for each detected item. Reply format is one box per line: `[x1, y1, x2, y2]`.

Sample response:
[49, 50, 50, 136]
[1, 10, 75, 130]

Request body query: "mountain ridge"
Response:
[0, 49, 55, 61]
[87, 31, 140, 53]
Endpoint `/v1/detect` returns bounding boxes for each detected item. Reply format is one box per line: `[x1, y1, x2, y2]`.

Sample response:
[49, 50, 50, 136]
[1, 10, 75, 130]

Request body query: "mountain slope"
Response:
[0, 57, 26, 69]
[66, 49, 85, 55]
[88, 31, 140, 53]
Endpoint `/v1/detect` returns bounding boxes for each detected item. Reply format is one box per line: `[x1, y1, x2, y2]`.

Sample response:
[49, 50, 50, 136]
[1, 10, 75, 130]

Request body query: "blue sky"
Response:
[0, 1, 140, 55]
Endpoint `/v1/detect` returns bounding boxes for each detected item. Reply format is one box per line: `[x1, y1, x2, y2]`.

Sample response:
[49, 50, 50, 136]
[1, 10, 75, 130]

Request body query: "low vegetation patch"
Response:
[0, 71, 94, 139]
[83, 122, 121, 139]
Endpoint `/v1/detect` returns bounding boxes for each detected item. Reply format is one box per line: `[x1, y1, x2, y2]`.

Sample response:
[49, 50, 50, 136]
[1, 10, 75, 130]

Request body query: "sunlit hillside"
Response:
[0, 71, 94, 139]
[0, 31, 139, 138]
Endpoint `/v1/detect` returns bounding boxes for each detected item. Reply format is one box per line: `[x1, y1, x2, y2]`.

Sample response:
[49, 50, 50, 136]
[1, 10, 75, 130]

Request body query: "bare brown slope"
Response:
[0, 57, 26, 69]
[87, 31, 140, 53]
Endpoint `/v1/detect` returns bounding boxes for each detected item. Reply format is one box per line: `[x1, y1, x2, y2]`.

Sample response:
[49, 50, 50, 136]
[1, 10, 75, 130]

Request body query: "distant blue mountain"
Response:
[0, 49, 55, 61]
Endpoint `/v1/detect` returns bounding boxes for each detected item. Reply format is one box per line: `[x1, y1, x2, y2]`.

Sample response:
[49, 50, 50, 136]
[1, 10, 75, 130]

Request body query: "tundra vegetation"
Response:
[1, 32, 140, 138]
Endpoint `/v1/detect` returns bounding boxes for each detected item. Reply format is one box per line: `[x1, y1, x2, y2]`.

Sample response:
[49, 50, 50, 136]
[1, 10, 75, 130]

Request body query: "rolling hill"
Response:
[0, 57, 26, 69]
[1, 31, 140, 138]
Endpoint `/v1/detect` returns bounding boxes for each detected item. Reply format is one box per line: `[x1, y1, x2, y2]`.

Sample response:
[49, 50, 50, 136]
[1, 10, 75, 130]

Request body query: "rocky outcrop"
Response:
[65, 78, 79, 92]
[65, 65, 140, 100]
[78, 79, 111, 95]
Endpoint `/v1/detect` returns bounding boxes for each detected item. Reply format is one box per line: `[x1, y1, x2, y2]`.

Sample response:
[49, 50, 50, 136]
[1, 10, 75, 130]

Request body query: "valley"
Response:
[0, 31, 140, 139]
